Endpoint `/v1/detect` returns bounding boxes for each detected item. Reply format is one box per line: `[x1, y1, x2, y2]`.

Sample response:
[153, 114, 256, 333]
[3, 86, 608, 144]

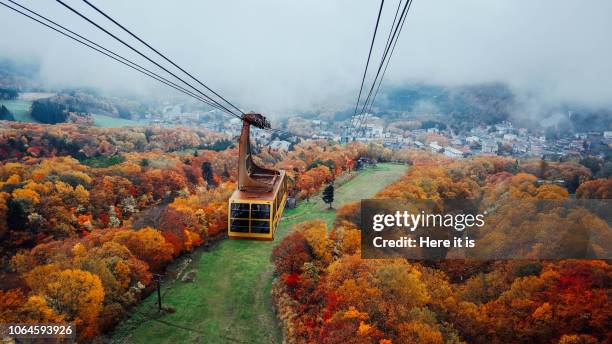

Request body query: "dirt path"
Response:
[110, 163, 407, 344]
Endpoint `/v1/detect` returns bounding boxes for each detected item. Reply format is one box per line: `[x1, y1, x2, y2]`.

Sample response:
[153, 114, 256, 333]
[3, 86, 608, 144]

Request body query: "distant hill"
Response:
[0, 58, 40, 90]
[359, 82, 612, 133]
[380, 82, 514, 130]
[0, 87, 18, 100]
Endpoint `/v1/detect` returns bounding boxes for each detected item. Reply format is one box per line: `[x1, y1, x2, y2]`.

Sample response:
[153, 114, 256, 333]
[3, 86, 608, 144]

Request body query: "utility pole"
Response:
[154, 273, 162, 312]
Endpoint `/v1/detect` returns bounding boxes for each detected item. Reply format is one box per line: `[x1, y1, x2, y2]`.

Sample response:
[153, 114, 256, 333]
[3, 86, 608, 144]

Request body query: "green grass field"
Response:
[0, 102, 147, 128]
[110, 163, 407, 344]
[92, 114, 148, 128]
[0, 99, 38, 122]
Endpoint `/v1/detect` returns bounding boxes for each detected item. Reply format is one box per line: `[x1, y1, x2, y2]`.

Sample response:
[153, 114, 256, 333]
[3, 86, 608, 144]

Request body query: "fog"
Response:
[1, 0, 611, 114]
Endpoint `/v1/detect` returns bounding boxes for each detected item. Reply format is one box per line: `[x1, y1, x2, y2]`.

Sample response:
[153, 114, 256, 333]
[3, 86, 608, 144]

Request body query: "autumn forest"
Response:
[0, 121, 610, 343]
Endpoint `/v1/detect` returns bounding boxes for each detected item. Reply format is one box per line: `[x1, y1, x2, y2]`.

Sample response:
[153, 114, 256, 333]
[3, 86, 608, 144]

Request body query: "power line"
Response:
[1, 0, 230, 114]
[366, 0, 404, 114]
[354, 0, 413, 135]
[356, 0, 411, 127]
[350, 0, 385, 133]
[80, 0, 245, 117]
[352, 0, 401, 136]
[367, 0, 411, 114]
[4, 0, 307, 141]
[75, 1, 311, 140]
[55, 0, 242, 119]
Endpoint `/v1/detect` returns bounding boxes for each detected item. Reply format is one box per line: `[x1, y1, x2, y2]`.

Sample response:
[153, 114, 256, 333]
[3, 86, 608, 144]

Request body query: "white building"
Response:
[503, 134, 518, 143]
[529, 143, 544, 157]
[270, 140, 291, 151]
[481, 140, 498, 154]
[465, 136, 480, 144]
[429, 141, 443, 153]
[444, 146, 463, 159]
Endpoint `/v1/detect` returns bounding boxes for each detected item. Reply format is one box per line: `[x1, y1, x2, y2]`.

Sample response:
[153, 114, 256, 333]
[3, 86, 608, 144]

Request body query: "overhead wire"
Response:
[350, 0, 385, 133]
[55, 0, 242, 119]
[354, 0, 413, 136]
[3, 0, 310, 141]
[80, 0, 245, 117]
[359, 0, 404, 126]
[1, 0, 231, 114]
[65, 0, 309, 140]
[351, 0, 401, 136]
[366, 0, 411, 115]
[355, 0, 412, 132]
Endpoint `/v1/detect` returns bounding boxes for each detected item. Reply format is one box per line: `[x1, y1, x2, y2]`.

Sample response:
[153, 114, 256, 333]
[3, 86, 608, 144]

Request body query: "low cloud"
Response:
[1, 0, 611, 114]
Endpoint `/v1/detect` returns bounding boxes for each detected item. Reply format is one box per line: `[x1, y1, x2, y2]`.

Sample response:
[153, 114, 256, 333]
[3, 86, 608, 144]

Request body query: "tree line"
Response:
[0, 135, 377, 341]
[271, 152, 611, 344]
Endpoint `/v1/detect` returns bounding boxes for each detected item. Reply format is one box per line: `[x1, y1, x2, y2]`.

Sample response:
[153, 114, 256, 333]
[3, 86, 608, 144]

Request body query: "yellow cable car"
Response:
[228, 113, 287, 240]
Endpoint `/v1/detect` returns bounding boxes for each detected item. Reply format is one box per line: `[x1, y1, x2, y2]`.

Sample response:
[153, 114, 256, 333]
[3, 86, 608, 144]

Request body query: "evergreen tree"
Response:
[0, 104, 14, 121]
[202, 161, 217, 188]
[322, 182, 334, 209]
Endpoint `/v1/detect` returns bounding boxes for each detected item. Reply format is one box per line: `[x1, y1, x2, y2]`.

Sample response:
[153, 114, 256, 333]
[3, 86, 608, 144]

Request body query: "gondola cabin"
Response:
[228, 171, 287, 240]
[228, 112, 288, 240]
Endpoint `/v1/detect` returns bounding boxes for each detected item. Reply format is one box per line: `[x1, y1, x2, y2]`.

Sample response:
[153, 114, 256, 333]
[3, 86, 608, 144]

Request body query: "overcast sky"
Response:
[1, 0, 611, 114]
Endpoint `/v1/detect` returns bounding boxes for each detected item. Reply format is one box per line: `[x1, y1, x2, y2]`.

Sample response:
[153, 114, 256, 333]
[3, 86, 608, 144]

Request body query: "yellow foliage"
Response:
[19, 295, 64, 323]
[532, 302, 552, 321]
[74, 184, 90, 203]
[6, 174, 21, 184]
[12, 188, 41, 204]
[0, 162, 26, 181]
[72, 243, 87, 258]
[55, 181, 74, 196]
[535, 184, 569, 200]
[24, 264, 61, 292]
[558, 334, 599, 344]
[344, 306, 369, 320]
[397, 322, 444, 344]
[358, 321, 373, 335]
[114, 260, 131, 290]
[297, 220, 333, 264]
[43, 269, 104, 338]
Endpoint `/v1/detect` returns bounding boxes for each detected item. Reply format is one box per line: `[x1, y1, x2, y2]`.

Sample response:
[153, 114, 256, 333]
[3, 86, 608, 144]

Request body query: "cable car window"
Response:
[230, 219, 249, 233]
[251, 204, 270, 219]
[251, 220, 270, 233]
[231, 203, 250, 218]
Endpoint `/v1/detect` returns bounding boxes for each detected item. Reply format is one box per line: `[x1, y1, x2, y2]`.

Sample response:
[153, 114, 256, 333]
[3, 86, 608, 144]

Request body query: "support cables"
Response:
[366, 0, 408, 115]
[80, 0, 245, 117]
[0, 0, 230, 114]
[352, 0, 401, 136]
[55, 0, 242, 119]
[0, 0, 232, 115]
[353, 0, 415, 137]
[350, 0, 385, 133]
[1, 1, 309, 141]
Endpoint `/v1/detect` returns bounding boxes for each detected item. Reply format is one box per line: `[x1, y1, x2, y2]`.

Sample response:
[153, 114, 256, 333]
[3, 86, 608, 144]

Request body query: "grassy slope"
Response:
[110, 163, 407, 344]
[0, 101, 145, 127]
[92, 114, 147, 128]
[0, 99, 37, 122]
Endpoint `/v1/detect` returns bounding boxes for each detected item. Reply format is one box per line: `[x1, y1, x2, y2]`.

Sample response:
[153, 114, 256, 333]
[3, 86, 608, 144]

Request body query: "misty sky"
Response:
[1, 0, 611, 114]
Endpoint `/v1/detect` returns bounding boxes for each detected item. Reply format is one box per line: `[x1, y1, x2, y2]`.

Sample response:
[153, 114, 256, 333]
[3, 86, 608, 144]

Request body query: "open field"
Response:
[110, 163, 407, 344]
[0, 99, 37, 122]
[92, 114, 149, 127]
[0, 100, 147, 127]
